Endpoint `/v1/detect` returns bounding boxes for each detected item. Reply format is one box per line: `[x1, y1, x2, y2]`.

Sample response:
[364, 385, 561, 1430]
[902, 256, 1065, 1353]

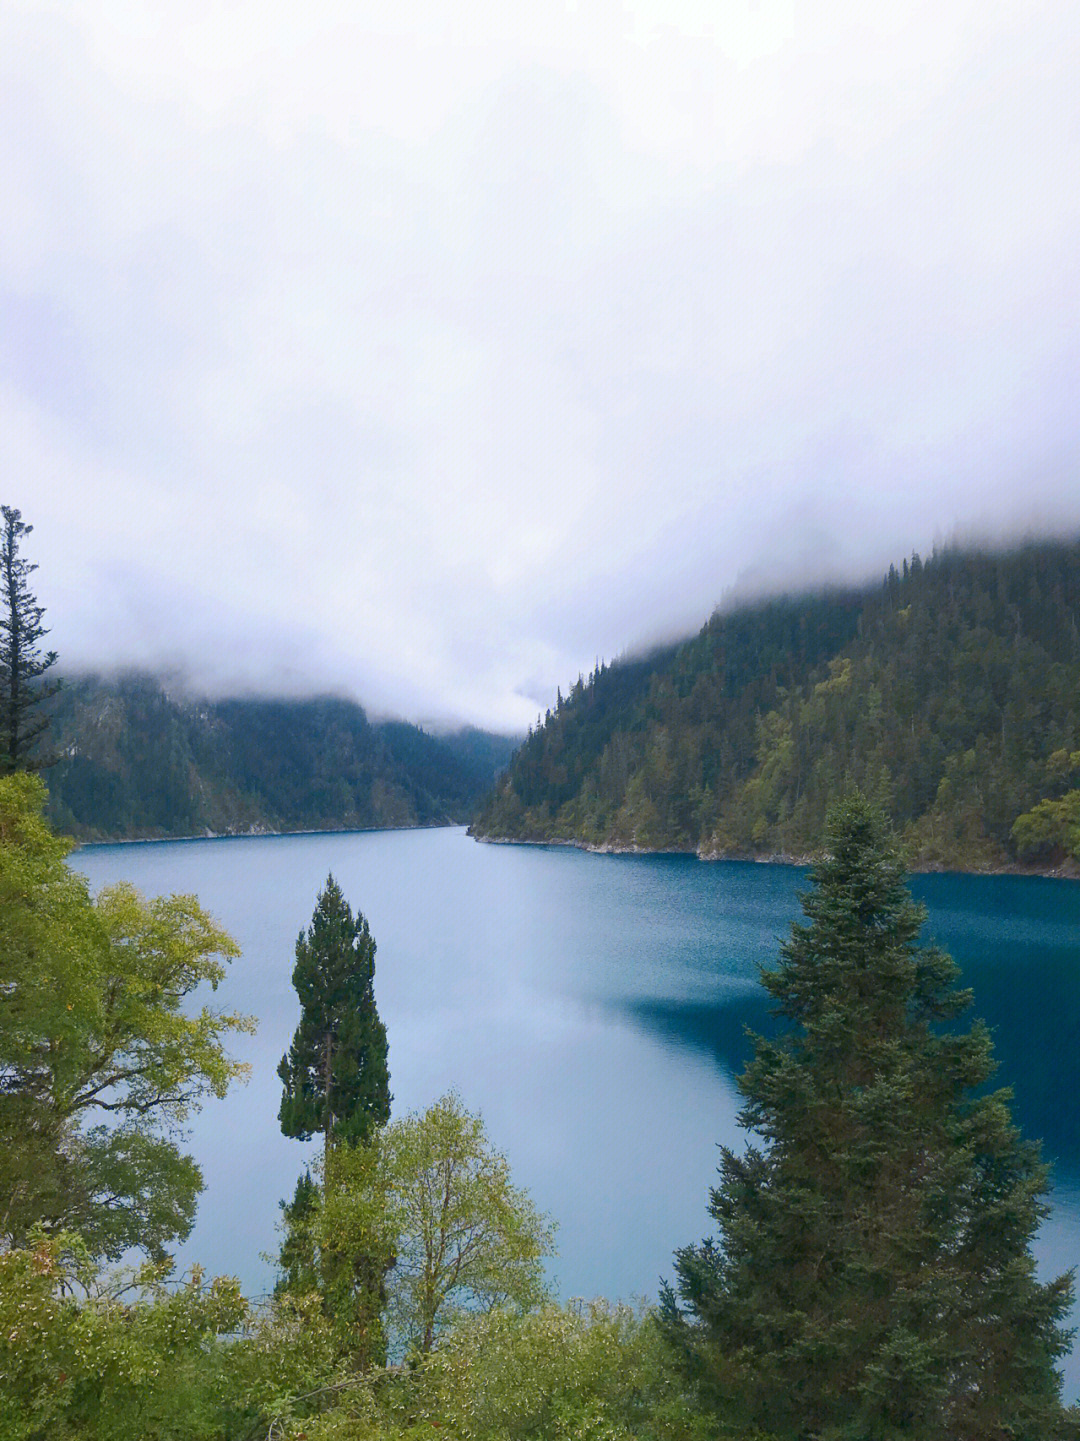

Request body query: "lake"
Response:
[74, 826, 1080, 1395]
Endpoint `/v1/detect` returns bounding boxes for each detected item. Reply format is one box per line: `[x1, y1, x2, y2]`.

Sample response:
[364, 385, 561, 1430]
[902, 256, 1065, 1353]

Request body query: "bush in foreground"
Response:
[279, 1301, 713, 1441]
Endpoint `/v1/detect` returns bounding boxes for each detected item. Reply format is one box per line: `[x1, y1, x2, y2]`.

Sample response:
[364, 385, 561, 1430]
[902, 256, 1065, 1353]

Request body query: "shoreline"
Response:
[469, 830, 1080, 881]
[71, 820, 1080, 880]
[73, 819, 468, 849]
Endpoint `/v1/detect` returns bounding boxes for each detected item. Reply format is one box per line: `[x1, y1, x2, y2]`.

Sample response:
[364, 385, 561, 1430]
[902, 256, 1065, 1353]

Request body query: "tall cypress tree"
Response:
[0, 507, 59, 773]
[663, 794, 1077, 1439]
[277, 878, 392, 1365]
[278, 876, 390, 1146]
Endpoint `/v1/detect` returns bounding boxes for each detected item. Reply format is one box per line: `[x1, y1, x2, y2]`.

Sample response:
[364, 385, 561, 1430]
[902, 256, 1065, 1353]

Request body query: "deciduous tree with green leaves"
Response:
[1012, 786, 1080, 863]
[662, 793, 1077, 1440]
[279, 1094, 555, 1361]
[0, 772, 253, 1260]
[308, 1301, 712, 1441]
[0, 1232, 345, 1441]
[379, 1092, 555, 1353]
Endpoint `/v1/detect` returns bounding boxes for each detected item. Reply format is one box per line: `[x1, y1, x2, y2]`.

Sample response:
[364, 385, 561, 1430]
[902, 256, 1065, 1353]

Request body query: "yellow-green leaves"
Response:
[275, 1302, 711, 1441]
[1011, 788, 1080, 863]
[378, 1093, 556, 1354]
[0, 1233, 247, 1441]
[0, 773, 252, 1261]
[285, 1094, 556, 1361]
[65, 882, 250, 1124]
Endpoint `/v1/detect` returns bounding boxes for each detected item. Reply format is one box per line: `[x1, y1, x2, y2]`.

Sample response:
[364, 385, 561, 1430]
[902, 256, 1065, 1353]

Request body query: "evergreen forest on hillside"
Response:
[45, 673, 517, 840]
[472, 538, 1080, 870]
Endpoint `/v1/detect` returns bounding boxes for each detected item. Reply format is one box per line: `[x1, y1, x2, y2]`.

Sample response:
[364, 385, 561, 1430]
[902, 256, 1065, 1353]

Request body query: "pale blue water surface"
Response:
[74, 828, 1080, 1396]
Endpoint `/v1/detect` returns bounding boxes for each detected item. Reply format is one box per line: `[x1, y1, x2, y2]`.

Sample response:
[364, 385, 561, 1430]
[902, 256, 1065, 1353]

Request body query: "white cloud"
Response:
[4, 0, 1080, 730]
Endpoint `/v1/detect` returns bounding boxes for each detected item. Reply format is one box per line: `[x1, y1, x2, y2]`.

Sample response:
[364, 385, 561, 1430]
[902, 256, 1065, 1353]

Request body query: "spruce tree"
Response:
[278, 875, 390, 1146]
[0, 507, 59, 773]
[662, 793, 1077, 1439]
[275, 1168, 320, 1297]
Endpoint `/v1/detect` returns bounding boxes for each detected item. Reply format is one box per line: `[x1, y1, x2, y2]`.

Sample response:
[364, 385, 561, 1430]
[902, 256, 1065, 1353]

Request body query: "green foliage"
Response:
[276, 878, 392, 1369]
[0, 773, 252, 1260]
[662, 794, 1077, 1439]
[0, 506, 59, 774]
[290, 1301, 715, 1441]
[278, 1168, 323, 1296]
[0, 1232, 726, 1441]
[308, 1139, 399, 1368]
[0, 1234, 245, 1441]
[0, 1235, 712, 1441]
[378, 1092, 556, 1353]
[398, 1301, 713, 1441]
[474, 540, 1080, 870]
[279, 876, 391, 1146]
[44, 673, 516, 839]
[279, 1095, 556, 1362]
[1012, 788, 1080, 862]
[1006, 750, 1080, 863]
[0, 1232, 344, 1441]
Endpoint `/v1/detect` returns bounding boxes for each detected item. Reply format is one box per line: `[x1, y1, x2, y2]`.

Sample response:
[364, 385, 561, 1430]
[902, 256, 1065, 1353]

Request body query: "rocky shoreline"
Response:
[469, 830, 1080, 880]
[75, 821, 1080, 880]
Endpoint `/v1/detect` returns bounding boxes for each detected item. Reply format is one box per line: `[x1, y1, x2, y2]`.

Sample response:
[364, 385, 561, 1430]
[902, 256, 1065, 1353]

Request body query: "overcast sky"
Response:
[4, 2, 1080, 731]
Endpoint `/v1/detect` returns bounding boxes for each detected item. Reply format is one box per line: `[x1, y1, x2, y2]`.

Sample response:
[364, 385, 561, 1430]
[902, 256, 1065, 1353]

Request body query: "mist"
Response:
[6, 1, 1080, 731]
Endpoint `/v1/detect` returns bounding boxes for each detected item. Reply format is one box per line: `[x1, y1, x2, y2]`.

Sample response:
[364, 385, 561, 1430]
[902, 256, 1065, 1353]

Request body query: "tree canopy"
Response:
[278, 875, 390, 1147]
[0, 772, 252, 1260]
[662, 793, 1076, 1438]
[279, 1093, 555, 1361]
[0, 506, 59, 774]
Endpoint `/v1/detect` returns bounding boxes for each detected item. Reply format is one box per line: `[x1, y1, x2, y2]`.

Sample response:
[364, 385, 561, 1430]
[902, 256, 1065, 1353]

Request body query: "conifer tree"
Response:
[277, 879, 392, 1363]
[0, 507, 59, 773]
[662, 793, 1077, 1439]
[278, 876, 390, 1146]
[275, 1168, 321, 1297]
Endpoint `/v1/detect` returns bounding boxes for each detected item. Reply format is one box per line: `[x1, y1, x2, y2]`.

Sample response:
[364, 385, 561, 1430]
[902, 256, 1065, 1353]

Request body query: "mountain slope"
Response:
[472, 539, 1080, 870]
[45, 673, 517, 841]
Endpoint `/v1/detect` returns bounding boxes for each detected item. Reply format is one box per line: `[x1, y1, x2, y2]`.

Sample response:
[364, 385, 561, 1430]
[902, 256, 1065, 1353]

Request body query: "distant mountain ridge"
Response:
[471, 538, 1080, 872]
[46, 673, 518, 841]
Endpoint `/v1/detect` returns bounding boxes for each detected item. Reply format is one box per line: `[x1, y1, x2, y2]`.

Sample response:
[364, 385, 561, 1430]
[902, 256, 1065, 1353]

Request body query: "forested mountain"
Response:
[472, 538, 1080, 870]
[45, 673, 518, 840]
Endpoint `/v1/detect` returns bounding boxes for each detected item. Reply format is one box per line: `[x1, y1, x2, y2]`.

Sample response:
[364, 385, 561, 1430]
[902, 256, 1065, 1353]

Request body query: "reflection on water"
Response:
[912, 873, 1080, 1177]
[619, 995, 773, 1086]
[73, 830, 1080, 1396]
[614, 868, 1080, 1192]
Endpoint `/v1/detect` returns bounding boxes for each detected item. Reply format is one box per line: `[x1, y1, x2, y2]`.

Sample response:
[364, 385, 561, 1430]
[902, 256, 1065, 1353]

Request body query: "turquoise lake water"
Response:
[74, 827, 1080, 1396]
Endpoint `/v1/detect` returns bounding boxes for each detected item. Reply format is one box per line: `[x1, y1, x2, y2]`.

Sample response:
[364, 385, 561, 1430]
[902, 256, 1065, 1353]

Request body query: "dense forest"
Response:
[45, 673, 517, 840]
[472, 538, 1080, 870]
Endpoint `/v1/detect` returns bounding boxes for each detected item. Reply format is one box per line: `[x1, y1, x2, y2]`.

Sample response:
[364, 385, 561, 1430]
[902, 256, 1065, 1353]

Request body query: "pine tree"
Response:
[278, 876, 390, 1146]
[275, 1168, 320, 1296]
[0, 507, 59, 773]
[662, 793, 1077, 1439]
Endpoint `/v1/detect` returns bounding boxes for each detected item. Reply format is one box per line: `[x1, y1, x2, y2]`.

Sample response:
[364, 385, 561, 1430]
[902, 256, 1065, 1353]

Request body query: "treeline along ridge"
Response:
[45, 674, 516, 840]
[472, 537, 1080, 870]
